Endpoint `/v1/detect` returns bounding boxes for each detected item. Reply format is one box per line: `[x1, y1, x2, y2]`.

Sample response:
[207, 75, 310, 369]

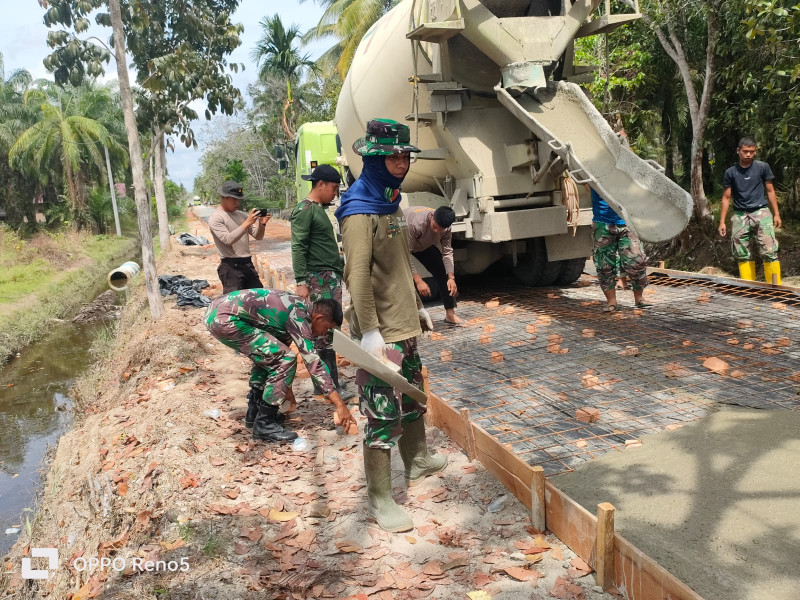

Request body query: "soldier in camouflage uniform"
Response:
[335, 119, 445, 533]
[589, 187, 649, 311]
[291, 164, 354, 400]
[719, 137, 782, 284]
[205, 288, 355, 443]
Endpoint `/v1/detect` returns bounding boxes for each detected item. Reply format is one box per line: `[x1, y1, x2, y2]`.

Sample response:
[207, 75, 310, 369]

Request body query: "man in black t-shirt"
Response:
[719, 137, 782, 284]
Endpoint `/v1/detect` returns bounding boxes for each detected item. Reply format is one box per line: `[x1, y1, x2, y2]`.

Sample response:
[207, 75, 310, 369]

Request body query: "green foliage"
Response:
[164, 179, 187, 219]
[223, 159, 247, 183]
[8, 81, 127, 216]
[300, 0, 398, 77]
[84, 186, 113, 233]
[251, 14, 319, 139]
[40, 0, 244, 151]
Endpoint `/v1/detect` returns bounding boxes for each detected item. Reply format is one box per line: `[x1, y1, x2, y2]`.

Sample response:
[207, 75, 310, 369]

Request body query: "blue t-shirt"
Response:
[591, 189, 625, 225]
[722, 160, 774, 212]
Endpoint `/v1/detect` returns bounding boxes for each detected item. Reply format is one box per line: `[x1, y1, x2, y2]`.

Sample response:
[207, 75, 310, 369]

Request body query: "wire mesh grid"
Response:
[420, 275, 800, 476]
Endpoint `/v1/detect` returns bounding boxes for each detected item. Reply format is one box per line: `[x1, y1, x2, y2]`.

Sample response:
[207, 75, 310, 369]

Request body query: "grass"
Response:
[0, 226, 138, 364]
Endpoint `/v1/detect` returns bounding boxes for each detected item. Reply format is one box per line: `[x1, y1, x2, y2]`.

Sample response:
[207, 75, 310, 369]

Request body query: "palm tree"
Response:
[0, 52, 39, 227]
[251, 14, 318, 139]
[300, 0, 398, 78]
[0, 53, 33, 152]
[9, 82, 126, 217]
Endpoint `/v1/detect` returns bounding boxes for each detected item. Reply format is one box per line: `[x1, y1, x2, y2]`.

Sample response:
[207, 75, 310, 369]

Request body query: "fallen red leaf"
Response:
[503, 566, 543, 582]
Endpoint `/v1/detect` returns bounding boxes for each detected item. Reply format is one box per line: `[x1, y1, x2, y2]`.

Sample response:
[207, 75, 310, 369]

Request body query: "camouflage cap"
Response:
[352, 118, 421, 156]
[218, 180, 244, 200]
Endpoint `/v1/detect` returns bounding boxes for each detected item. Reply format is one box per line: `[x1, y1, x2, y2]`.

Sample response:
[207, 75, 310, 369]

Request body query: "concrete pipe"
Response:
[108, 261, 140, 291]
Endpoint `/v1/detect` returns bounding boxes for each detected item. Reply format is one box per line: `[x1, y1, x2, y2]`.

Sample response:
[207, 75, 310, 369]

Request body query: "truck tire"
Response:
[513, 239, 563, 287]
[555, 258, 587, 285]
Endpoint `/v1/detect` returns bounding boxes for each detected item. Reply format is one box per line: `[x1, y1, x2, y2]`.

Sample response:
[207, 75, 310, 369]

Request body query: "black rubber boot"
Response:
[318, 349, 356, 401]
[246, 387, 283, 428]
[252, 403, 298, 443]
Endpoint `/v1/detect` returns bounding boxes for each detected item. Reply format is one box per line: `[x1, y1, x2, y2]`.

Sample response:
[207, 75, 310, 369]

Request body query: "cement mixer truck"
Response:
[332, 0, 693, 286]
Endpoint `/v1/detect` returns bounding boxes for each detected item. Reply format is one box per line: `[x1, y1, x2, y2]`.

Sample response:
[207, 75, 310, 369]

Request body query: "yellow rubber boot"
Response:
[764, 261, 782, 285]
[737, 261, 756, 281]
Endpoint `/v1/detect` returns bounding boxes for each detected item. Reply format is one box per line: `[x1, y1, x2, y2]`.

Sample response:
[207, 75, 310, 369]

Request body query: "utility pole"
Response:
[104, 144, 122, 236]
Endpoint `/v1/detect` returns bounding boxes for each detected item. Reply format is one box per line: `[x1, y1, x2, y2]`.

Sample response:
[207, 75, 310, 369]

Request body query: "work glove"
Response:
[419, 308, 434, 332]
[360, 328, 386, 360]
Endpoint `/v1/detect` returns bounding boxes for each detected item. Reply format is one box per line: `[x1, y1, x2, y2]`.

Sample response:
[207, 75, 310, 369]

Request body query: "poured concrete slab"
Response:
[552, 407, 800, 600]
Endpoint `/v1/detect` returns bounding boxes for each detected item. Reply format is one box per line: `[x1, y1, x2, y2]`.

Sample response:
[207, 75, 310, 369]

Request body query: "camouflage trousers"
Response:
[592, 222, 648, 292]
[307, 270, 342, 352]
[355, 337, 426, 449]
[731, 207, 779, 262]
[205, 314, 296, 407]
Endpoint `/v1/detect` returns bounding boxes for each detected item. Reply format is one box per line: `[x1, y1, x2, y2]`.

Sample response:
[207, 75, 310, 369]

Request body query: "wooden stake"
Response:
[596, 502, 615, 589]
[530, 466, 545, 532]
[460, 408, 476, 462]
[658, 261, 665, 269]
[772, 273, 778, 285]
[422, 366, 434, 426]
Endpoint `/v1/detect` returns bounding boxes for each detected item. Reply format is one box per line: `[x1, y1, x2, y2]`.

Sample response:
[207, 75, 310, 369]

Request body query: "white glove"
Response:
[360, 328, 386, 359]
[418, 308, 433, 332]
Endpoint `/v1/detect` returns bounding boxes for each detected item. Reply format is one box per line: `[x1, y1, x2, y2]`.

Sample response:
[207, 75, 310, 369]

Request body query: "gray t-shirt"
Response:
[722, 161, 774, 211]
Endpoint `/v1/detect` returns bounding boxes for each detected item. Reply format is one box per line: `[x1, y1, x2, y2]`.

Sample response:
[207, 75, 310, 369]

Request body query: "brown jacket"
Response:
[341, 212, 422, 343]
[404, 206, 454, 274]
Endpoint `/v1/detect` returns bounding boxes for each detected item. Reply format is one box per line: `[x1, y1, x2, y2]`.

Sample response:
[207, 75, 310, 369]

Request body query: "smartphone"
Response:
[257, 209, 270, 217]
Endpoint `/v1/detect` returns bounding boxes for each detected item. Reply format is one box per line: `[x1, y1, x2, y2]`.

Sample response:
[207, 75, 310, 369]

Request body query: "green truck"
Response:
[293, 121, 347, 203]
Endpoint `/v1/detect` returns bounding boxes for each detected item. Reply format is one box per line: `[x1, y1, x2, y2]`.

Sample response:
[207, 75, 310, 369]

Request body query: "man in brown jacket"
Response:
[405, 205, 462, 324]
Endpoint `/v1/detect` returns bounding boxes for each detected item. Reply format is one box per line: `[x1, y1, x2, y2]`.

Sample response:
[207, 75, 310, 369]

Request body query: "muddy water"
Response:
[0, 307, 119, 554]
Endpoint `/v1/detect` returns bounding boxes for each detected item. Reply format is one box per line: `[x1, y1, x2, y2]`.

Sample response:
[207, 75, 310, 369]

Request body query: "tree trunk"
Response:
[153, 129, 170, 252]
[689, 138, 711, 219]
[109, 0, 163, 320]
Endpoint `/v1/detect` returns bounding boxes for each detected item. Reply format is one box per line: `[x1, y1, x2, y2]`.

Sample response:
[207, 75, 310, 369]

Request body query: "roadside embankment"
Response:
[1, 214, 616, 600]
[0, 227, 138, 364]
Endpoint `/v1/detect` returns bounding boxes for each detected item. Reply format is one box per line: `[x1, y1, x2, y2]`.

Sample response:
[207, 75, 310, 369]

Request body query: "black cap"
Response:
[218, 180, 244, 199]
[300, 164, 341, 184]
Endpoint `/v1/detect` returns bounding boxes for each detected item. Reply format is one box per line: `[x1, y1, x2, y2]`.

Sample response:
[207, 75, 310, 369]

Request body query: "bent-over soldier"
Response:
[205, 289, 355, 443]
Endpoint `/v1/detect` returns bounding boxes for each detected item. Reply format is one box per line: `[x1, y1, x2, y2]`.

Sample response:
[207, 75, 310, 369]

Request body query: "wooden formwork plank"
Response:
[544, 480, 596, 562]
[460, 408, 476, 461]
[614, 533, 704, 600]
[426, 394, 468, 451]
[472, 423, 535, 510]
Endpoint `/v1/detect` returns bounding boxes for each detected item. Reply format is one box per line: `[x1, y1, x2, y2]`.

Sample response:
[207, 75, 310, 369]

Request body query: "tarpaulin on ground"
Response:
[176, 233, 210, 246]
[158, 275, 211, 307]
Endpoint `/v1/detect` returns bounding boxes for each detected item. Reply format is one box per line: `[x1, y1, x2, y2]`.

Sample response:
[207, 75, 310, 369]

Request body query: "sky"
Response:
[0, 1, 331, 190]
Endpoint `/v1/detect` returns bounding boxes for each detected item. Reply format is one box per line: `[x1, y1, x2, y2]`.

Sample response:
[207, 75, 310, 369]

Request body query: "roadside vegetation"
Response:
[0, 225, 137, 364]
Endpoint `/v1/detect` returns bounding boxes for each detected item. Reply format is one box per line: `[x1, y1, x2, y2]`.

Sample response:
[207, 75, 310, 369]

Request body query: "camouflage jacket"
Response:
[207, 288, 334, 395]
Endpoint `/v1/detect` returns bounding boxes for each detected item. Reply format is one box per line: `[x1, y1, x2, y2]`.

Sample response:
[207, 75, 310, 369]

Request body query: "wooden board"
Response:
[331, 330, 427, 403]
[614, 533, 704, 600]
[544, 480, 596, 562]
